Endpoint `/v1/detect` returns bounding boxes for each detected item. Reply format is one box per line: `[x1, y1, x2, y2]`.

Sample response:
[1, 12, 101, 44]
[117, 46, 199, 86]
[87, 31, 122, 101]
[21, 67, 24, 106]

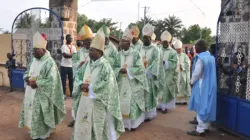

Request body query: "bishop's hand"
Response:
[120, 68, 127, 74]
[25, 76, 30, 85]
[30, 81, 38, 89]
[78, 61, 85, 68]
[81, 83, 89, 92]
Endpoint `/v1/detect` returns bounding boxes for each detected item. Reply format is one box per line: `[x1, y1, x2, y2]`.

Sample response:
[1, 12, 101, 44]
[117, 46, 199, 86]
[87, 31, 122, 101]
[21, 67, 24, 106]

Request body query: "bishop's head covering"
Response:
[78, 24, 94, 40]
[122, 27, 133, 42]
[173, 39, 183, 49]
[142, 23, 154, 37]
[90, 28, 105, 52]
[98, 25, 110, 37]
[33, 32, 47, 49]
[151, 33, 156, 41]
[161, 31, 172, 42]
[172, 37, 177, 45]
[130, 25, 140, 38]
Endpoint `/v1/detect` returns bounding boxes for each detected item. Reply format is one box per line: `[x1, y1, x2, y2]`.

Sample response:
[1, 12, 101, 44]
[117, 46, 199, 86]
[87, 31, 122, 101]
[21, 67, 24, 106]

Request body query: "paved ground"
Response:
[0, 87, 240, 140]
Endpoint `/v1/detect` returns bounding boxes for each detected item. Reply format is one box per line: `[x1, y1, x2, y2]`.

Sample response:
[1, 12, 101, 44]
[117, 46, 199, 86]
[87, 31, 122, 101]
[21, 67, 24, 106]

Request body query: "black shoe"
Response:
[187, 131, 205, 137]
[189, 120, 198, 125]
[162, 109, 168, 114]
[182, 102, 187, 105]
[144, 118, 152, 122]
[131, 128, 137, 131]
[10, 88, 13, 92]
[157, 108, 162, 111]
[68, 120, 75, 127]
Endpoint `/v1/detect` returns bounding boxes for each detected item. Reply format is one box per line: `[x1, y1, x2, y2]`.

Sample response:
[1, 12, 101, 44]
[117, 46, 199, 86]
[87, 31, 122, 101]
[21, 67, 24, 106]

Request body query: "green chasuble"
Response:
[176, 52, 191, 103]
[131, 39, 143, 52]
[72, 47, 90, 120]
[160, 47, 178, 104]
[19, 52, 66, 139]
[139, 44, 161, 112]
[72, 57, 124, 140]
[104, 42, 118, 69]
[72, 47, 90, 75]
[114, 48, 148, 120]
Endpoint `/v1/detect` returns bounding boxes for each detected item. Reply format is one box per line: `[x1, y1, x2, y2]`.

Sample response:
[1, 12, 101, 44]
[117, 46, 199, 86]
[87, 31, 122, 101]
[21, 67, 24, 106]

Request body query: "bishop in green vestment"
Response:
[174, 40, 191, 104]
[114, 27, 148, 131]
[19, 32, 66, 140]
[98, 25, 119, 69]
[130, 25, 143, 51]
[139, 24, 161, 121]
[70, 24, 94, 127]
[157, 31, 178, 113]
[72, 24, 93, 74]
[72, 29, 124, 140]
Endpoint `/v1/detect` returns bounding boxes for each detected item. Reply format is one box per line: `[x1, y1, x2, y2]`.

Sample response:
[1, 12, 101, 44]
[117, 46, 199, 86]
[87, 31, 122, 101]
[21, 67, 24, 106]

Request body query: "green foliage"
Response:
[164, 15, 183, 37]
[15, 13, 52, 29]
[77, 14, 88, 32]
[181, 24, 214, 46]
[77, 14, 120, 38]
[129, 15, 183, 40]
[128, 15, 213, 45]
[15, 13, 33, 28]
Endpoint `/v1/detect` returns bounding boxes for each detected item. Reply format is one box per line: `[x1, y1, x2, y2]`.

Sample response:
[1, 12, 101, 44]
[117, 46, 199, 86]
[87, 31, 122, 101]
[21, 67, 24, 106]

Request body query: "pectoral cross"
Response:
[143, 56, 148, 68]
[83, 74, 91, 96]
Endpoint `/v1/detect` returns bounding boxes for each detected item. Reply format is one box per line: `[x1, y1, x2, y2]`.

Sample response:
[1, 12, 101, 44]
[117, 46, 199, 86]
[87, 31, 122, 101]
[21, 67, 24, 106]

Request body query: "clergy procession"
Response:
[19, 23, 217, 140]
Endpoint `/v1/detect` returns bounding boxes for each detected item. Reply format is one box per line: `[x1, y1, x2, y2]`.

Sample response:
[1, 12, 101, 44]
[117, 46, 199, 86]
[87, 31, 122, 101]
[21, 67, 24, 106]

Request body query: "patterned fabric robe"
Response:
[19, 52, 66, 139]
[72, 57, 124, 140]
[72, 47, 90, 120]
[72, 47, 90, 75]
[114, 48, 148, 121]
[104, 42, 119, 69]
[176, 52, 191, 103]
[159, 47, 178, 104]
[138, 44, 161, 112]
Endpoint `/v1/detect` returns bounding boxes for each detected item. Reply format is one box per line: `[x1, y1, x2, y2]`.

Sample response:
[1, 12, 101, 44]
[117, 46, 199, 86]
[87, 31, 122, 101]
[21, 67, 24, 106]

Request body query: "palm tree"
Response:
[153, 20, 165, 40]
[140, 16, 155, 25]
[3, 31, 10, 34]
[164, 15, 183, 38]
[95, 18, 118, 34]
[77, 14, 88, 32]
[15, 13, 33, 29]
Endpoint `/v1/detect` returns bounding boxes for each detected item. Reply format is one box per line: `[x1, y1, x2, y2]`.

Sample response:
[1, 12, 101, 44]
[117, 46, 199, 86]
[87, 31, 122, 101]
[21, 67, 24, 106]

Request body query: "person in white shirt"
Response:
[61, 34, 77, 98]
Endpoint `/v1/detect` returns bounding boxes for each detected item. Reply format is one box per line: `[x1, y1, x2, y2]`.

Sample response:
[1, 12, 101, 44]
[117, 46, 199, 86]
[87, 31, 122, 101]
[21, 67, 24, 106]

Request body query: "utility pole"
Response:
[119, 22, 122, 39]
[137, 2, 140, 21]
[143, 6, 149, 26]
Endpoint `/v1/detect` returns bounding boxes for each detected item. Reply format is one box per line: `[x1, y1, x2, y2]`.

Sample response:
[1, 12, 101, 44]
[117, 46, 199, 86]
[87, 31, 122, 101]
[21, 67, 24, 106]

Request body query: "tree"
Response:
[93, 18, 118, 33]
[77, 14, 120, 38]
[181, 24, 213, 45]
[164, 15, 183, 38]
[15, 13, 52, 29]
[3, 31, 10, 34]
[140, 17, 155, 25]
[15, 13, 33, 28]
[153, 20, 165, 40]
[77, 14, 89, 32]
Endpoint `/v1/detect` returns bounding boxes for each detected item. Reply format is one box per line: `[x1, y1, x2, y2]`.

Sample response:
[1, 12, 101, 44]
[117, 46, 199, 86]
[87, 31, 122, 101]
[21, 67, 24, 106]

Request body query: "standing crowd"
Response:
[17, 23, 217, 140]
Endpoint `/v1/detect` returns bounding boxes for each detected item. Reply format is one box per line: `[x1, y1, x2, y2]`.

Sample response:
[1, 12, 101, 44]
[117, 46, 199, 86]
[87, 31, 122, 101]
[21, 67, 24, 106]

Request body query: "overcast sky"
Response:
[1, 0, 221, 35]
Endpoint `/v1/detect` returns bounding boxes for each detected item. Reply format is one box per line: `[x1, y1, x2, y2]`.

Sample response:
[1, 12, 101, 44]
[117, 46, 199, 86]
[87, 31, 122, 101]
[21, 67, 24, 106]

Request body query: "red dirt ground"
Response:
[0, 87, 239, 140]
